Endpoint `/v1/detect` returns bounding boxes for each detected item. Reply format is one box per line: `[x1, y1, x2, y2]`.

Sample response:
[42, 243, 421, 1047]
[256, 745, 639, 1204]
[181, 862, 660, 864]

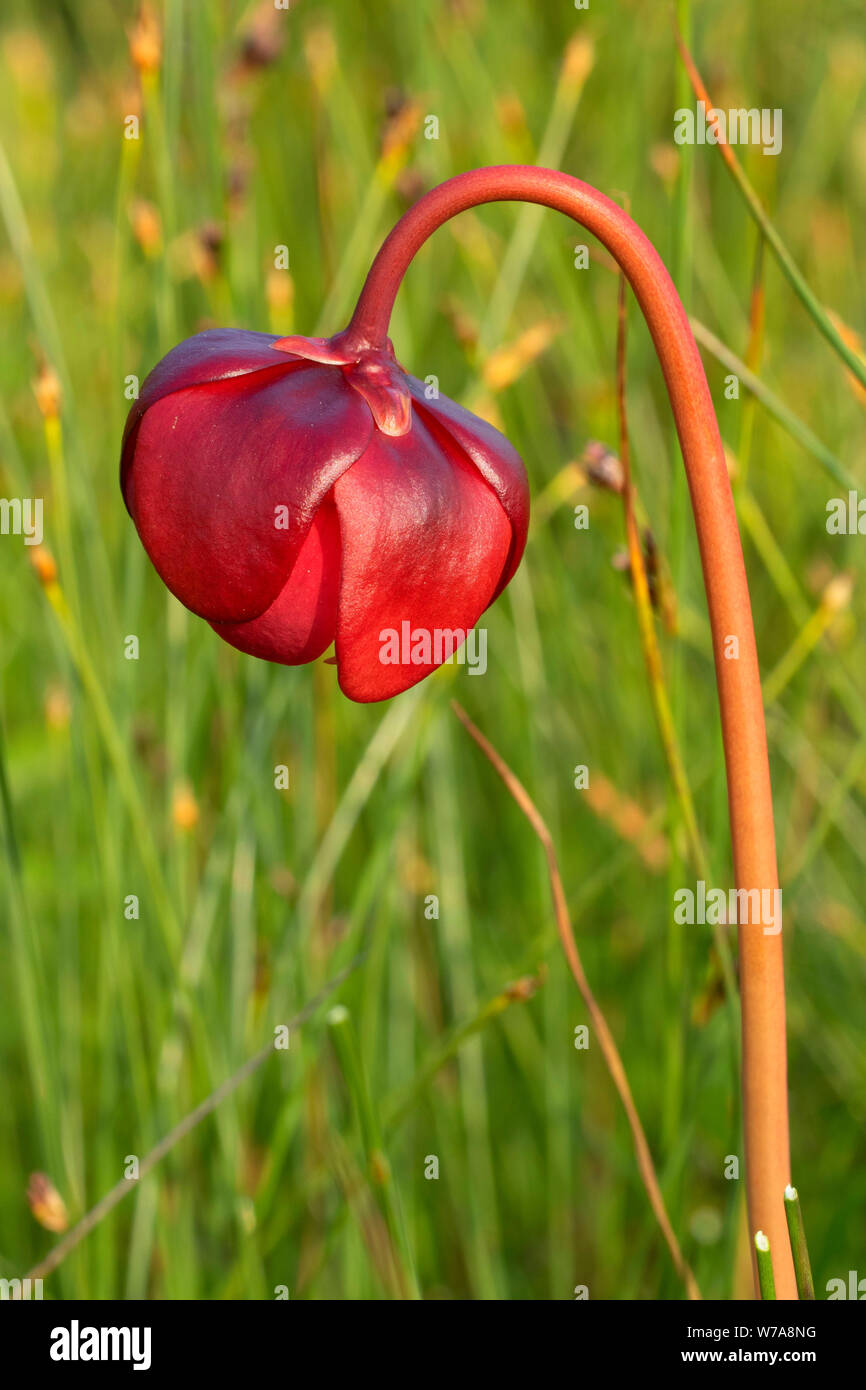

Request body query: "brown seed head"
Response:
[582, 440, 625, 494]
[237, 3, 286, 75]
[44, 682, 72, 731]
[30, 546, 58, 587]
[130, 199, 162, 256]
[172, 780, 200, 831]
[27, 1173, 68, 1232]
[32, 361, 62, 420]
[129, 4, 161, 76]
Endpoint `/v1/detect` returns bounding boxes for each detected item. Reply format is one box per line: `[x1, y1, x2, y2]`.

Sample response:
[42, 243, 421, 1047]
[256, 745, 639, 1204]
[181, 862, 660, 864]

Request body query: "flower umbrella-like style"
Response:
[121, 165, 796, 1299]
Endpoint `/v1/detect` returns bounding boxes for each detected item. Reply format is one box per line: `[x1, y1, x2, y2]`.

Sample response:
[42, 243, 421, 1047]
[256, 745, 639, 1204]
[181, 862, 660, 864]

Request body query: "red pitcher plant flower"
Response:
[121, 327, 528, 701]
[121, 166, 795, 1298]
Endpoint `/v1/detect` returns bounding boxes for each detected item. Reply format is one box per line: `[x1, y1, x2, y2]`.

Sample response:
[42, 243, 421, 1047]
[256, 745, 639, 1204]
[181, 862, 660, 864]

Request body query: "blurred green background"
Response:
[0, 0, 864, 1300]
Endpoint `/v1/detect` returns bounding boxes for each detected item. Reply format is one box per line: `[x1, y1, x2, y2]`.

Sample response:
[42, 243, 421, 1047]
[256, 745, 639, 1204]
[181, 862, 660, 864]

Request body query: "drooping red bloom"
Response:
[121, 328, 529, 702]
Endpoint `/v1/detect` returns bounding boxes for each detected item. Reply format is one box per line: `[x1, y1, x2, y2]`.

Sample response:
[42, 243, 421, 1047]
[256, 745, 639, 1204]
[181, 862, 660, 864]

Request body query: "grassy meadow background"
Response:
[1, 0, 865, 1299]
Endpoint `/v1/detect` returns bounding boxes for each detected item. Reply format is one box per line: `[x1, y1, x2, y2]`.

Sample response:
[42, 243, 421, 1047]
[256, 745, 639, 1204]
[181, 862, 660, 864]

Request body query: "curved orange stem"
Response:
[348, 166, 795, 1299]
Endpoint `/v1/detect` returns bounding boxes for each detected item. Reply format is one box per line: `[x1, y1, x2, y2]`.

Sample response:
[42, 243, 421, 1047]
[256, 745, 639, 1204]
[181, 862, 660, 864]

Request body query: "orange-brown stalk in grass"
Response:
[345, 168, 795, 1298]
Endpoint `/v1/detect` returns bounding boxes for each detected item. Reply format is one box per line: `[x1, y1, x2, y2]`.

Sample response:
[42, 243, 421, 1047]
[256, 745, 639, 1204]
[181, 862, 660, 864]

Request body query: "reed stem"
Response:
[755, 1230, 777, 1300]
[345, 166, 796, 1298]
[784, 1185, 815, 1300]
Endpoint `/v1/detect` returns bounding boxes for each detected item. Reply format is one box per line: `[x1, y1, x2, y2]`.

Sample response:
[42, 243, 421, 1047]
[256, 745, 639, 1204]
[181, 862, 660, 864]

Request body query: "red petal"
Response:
[332, 415, 512, 702]
[210, 498, 340, 663]
[121, 328, 298, 487]
[407, 379, 529, 598]
[123, 364, 372, 623]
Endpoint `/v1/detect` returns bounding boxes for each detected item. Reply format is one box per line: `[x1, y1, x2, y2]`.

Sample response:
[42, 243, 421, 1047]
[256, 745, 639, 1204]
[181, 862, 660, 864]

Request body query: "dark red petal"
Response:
[407, 378, 530, 598]
[121, 329, 298, 484]
[210, 498, 340, 664]
[332, 415, 512, 702]
[123, 364, 372, 623]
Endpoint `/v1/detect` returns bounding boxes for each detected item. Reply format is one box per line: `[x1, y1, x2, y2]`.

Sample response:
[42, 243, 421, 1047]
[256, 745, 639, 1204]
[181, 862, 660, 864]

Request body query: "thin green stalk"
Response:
[784, 1185, 815, 1300]
[383, 974, 542, 1129]
[665, 0, 695, 1161]
[476, 34, 594, 353]
[21, 957, 364, 1287]
[315, 125, 421, 334]
[690, 318, 855, 490]
[0, 715, 60, 1162]
[762, 581, 852, 708]
[289, 688, 424, 961]
[736, 235, 765, 488]
[429, 720, 507, 1299]
[43, 411, 82, 626]
[36, 581, 231, 1202]
[737, 486, 866, 751]
[507, 562, 573, 1300]
[787, 737, 866, 884]
[327, 1005, 420, 1299]
[674, 27, 866, 392]
[141, 68, 177, 348]
[0, 137, 68, 386]
[110, 126, 142, 446]
[737, 488, 810, 619]
[672, 0, 694, 299]
[755, 1230, 777, 1300]
[39, 577, 181, 963]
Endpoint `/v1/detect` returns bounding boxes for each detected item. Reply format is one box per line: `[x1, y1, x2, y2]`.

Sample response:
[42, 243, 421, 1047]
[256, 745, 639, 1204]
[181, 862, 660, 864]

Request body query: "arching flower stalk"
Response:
[122, 165, 795, 1299]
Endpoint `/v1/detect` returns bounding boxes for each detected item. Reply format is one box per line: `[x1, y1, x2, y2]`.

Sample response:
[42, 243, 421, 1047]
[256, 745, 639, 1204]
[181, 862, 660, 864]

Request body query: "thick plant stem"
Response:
[346, 166, 795, 1299]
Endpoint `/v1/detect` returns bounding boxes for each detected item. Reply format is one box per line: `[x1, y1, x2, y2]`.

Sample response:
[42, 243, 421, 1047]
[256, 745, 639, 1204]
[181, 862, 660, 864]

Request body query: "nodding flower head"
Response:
[121, 326, 529, 701]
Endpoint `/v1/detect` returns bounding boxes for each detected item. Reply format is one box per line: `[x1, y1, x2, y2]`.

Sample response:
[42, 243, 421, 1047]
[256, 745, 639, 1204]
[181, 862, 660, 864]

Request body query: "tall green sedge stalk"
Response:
[342, 166, 796, 1299]
[784, 1185, 815, 1300]
[755, 1230, 777, 1300]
